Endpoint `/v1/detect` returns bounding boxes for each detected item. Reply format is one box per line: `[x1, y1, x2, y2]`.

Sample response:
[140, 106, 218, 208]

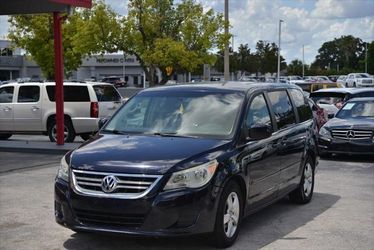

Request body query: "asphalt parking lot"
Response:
[0, 152, 373, 250]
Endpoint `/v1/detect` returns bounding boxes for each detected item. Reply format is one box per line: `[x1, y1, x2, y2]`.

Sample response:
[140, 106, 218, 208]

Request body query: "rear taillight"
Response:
[90, 102, 99, 118]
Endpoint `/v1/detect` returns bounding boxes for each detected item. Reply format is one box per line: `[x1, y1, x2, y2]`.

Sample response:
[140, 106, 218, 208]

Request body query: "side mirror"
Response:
[98, 117, 110, 129]
[248, 125, 272, 140]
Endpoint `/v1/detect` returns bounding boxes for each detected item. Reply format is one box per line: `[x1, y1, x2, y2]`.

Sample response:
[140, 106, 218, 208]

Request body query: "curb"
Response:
[0, 141, 81, 154]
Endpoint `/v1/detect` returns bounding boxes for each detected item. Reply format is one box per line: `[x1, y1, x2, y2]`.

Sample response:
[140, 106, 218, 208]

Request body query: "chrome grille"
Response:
[362, 79, 373, 84]
[331, 129, 373, 140]
[72, 169, 162, 199]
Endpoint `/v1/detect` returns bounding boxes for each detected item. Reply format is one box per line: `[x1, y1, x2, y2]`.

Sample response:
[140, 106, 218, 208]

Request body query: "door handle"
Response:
[108, 106, 116, 110]
[31, 106, 40, 112]
[3, 106, 12, 112]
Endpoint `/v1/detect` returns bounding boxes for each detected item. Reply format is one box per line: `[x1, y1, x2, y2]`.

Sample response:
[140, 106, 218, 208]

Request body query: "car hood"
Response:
[325, 117, 374, 130]
[69, 134, 231, 175]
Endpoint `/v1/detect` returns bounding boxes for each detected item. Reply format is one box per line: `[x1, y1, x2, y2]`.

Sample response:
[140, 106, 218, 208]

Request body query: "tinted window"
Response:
[289, 89, 313, 122]
[47, 86, 90, 102]
[267, 91, 296, 129]
[246, 94, 272, 128]
[0, 87, 14, 103]
[18, 86, 40, 103]
[93, 85, 121, 102]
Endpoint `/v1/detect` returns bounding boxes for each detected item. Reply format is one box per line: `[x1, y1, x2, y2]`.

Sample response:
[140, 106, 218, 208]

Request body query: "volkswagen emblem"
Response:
[101, 175, 118, 193]
[346, 130, 355, 139]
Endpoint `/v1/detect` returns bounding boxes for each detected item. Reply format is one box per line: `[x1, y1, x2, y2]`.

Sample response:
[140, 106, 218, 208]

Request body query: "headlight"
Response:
[57, 155, 69, 182]
[163, 160, 218, 190]
[319, 126, 331, 138]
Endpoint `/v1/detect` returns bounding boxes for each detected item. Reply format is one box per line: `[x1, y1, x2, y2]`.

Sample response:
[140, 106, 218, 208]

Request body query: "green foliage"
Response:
[8, 12, 88, 80]
[214, 41, 286, 75]
[287, 59, 304, 75]
[312, 35, 367, 72]
[367, 41, 374, 75]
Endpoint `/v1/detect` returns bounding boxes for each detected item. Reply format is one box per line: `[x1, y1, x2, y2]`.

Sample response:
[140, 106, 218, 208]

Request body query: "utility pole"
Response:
[365, 42, 368, 73]
[277, 20, 284, 83]
[302, 44, 305, 78]
[224, 0, 230, 81]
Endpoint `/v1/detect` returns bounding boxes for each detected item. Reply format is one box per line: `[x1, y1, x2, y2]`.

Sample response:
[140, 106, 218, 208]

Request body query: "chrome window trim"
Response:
[71, 169, 162, 199]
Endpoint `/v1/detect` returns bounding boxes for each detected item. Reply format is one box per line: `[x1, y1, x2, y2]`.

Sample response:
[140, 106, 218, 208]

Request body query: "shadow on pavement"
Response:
[63, 192, 340, 250]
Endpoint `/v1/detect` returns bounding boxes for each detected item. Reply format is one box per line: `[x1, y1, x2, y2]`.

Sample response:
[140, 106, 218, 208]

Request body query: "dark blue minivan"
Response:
[55, 82, 318, 248]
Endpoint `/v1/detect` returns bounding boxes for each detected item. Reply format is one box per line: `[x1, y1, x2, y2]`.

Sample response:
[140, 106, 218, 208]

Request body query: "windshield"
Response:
[104, 91, 245, 138]
[358, 74, 369, 78]
[336, 101, 374, 119]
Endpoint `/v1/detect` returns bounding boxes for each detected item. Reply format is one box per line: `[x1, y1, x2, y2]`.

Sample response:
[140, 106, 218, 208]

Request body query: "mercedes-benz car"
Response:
[318, 97, 374, 157]
[55, 82, 318, 248]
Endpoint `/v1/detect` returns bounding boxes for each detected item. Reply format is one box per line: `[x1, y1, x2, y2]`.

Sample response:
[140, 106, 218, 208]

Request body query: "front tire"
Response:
[289, 158, 315, 204]
[48, 120, 76, 143]
[211, 181, 243, 248]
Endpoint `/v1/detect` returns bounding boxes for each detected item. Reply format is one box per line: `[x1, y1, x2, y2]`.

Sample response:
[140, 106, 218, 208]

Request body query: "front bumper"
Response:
[54, 178, 222, 236]
[318, 136, 374, 155]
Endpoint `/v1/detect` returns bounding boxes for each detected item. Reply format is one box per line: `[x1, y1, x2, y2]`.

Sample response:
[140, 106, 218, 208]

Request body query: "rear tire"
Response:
[210, 181, 243, 248]
[289, 157, 315, 204]
[353, 82, 356, 87]
[0, 133, 12, 140]
[48, 119, 76, 143]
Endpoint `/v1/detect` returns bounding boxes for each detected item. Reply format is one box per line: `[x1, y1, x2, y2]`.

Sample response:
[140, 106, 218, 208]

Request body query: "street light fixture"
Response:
[277, 19, 284, 83]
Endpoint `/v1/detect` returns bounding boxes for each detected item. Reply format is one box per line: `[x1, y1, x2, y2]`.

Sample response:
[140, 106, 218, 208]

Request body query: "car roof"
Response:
[141, 81, 300, 94]
[0, 81, 114, 87]
[311, 87, 374, 94]
[347, 97, 374, 102]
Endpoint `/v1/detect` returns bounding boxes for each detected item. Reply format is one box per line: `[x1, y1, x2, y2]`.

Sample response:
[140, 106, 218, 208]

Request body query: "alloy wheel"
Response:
[223, 192, 240, 238]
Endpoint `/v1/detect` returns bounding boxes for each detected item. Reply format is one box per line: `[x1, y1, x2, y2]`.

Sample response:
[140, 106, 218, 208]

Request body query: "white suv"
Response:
[0, 82, 123, 142]
[345, 73, 374, 87]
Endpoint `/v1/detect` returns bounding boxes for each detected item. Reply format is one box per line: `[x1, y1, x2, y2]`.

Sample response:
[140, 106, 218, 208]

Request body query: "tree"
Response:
[8, 12, 89, 79]
[119, 0, 228, 85]
[255, 40, 286, 74]
[312, 35, 366, 71]
[366, 41, 374, 74]
[287, 59, 303, 75]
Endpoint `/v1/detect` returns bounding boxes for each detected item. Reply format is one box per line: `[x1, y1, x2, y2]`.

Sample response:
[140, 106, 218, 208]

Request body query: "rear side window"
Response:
[246, 94, 272, 128]
[0, 87, 14, 103]
[267, 91, 296, 130]
[289, 89, 313, 122]
[47, 86, 90, 102]
[93, 85, 121, 102]
[18, 86, 40, 103]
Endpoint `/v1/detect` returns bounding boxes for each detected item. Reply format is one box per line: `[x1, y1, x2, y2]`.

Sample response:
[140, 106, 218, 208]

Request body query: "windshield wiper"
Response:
[102, 129, 127, 135]
[152, 132, 198, 138]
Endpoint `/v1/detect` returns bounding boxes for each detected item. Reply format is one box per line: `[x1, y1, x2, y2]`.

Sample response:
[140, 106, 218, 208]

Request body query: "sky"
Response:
[1, 0, 373, 64]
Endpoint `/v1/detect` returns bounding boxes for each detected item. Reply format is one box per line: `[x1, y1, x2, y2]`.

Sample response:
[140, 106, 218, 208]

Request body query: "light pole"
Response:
[365, 42, 368, 73]
[302, 44, 305, 78]
[224, 0, 230, 81]
[277, 19, 284, 83]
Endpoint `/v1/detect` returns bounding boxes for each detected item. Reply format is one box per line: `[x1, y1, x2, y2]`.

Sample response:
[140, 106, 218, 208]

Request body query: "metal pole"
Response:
[365, 42, 368, 73]
[53, 12, 64, 145]
[302, 44, 305, 78]
[122, 54, 125, 83]
[224, 0, 229, 81]
[277, 20, 283, 83]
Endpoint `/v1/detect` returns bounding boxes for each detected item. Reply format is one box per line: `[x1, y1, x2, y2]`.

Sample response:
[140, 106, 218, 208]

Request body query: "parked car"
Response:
[328, 75, 340, 82]
[309, 88, 374, 116]
[286, 75, 305, 84]
[239, 76, 258, 82]
[0, 81, 123, 142]
[54, 82, 318, 248]
[336, 75, 347, 85]
[345, 73, 374, 87]
[318, 97, 374, 157]
[102, 76, 127, 88]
